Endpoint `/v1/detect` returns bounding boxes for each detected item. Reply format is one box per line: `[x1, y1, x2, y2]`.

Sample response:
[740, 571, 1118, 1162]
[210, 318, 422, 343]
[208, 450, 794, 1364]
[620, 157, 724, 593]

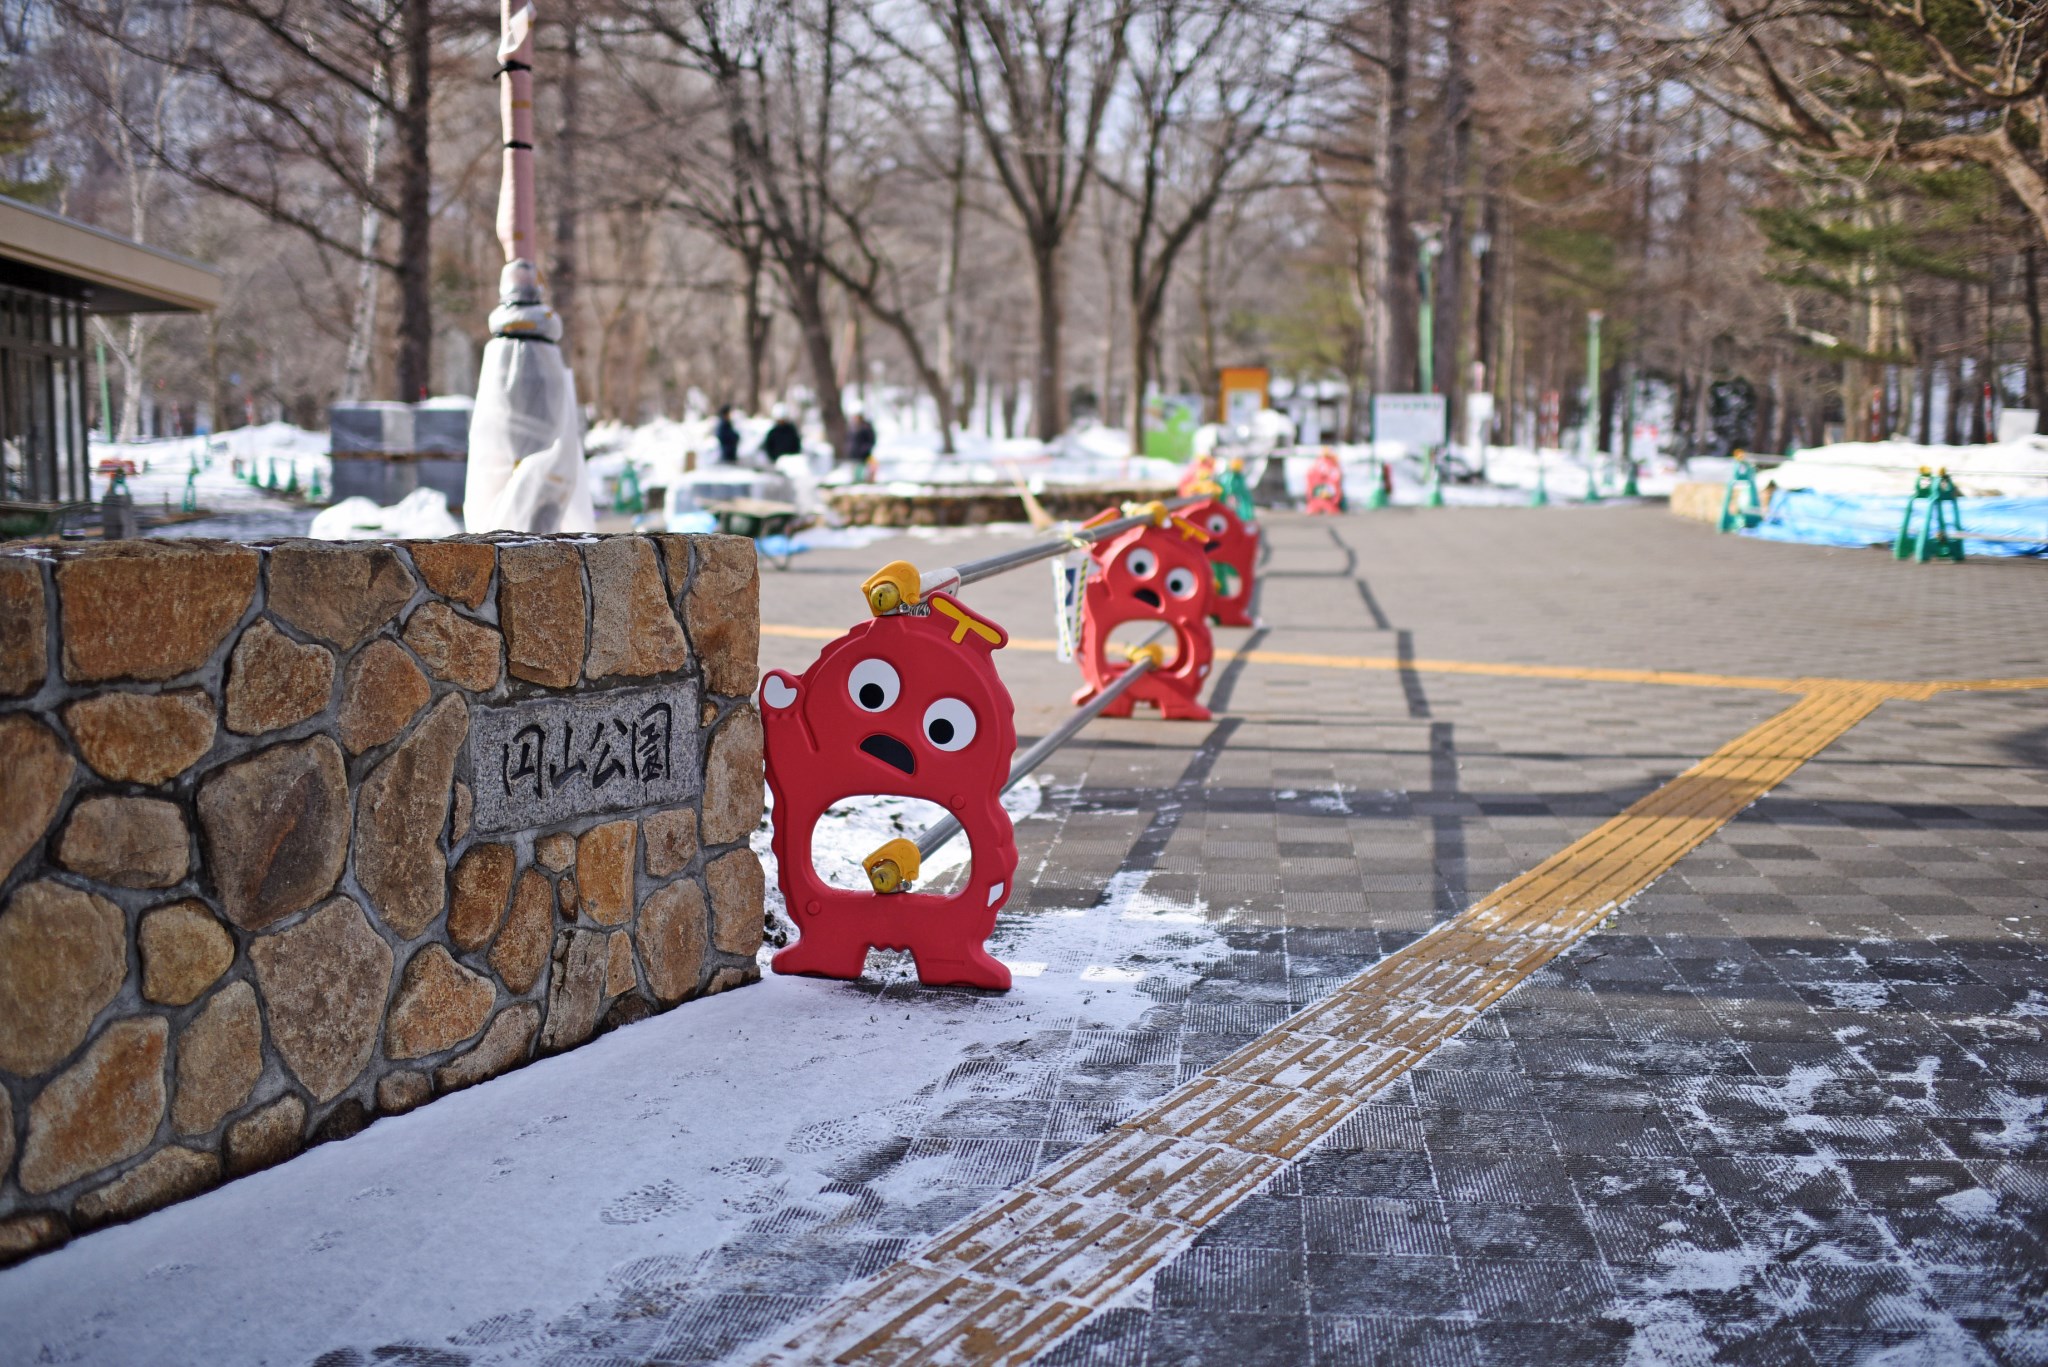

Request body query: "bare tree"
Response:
[931, 0, 1134, 439]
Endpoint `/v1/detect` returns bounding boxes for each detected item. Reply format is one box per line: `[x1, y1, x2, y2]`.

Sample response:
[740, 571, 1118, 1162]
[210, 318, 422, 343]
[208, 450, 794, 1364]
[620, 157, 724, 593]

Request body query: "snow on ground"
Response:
[0, 789, 1230, 1367]
[1756, 435, 2048, 498]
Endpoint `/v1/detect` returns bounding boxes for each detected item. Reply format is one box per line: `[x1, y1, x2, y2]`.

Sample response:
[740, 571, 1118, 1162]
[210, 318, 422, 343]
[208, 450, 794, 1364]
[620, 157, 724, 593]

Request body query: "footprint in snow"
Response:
[599, 1179, 696, 1225]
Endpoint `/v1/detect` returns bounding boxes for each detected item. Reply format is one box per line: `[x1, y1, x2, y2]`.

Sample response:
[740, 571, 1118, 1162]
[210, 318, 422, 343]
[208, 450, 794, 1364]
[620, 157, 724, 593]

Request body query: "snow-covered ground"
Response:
[0, 793, 1232, 1367]
[1755, 435, 2048, 498]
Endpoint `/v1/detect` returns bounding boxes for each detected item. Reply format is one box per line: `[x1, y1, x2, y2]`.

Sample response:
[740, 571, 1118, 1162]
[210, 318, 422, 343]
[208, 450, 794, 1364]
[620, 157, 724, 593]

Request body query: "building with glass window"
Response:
[0, 194, 220, 528]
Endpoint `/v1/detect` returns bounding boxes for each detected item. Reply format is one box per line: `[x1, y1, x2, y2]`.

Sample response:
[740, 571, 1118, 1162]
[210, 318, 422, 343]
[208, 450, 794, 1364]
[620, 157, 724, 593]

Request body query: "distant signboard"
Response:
[1144, 394, 1201, 463]
[1373, 394, 1447, 450]
[1219, 367, 1269, 435]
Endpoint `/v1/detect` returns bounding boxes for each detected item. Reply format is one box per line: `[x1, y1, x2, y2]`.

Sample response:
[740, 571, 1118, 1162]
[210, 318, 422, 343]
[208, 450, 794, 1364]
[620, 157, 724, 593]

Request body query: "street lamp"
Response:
[1583, 308, 1605, 502]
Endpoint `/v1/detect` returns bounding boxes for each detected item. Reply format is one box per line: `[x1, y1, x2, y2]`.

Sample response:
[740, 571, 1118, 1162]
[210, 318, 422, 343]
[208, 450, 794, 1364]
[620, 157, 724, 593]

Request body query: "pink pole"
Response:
[496, 1, 538, 266]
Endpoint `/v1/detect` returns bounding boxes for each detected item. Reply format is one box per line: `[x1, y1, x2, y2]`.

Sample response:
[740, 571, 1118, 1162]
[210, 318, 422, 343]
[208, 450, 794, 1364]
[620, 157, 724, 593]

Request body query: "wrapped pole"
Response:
[464, 0, 596, 534]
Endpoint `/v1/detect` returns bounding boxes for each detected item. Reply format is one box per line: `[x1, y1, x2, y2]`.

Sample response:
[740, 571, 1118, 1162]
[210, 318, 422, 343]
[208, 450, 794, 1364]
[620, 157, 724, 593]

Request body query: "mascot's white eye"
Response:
[923, 697, 977, 751]
[846, 658, 901, 712]
[1207, 513, 1229, 536]
[1123, 547, 1158, 579]
[1165, 567, 1200, 599]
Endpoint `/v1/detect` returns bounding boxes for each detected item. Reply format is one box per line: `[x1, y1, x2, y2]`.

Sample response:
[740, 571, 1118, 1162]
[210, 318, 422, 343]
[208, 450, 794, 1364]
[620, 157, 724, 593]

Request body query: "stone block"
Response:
[0, 1213, 68, 1266]
[0, 1081, 11, 1178]
[74, 1146, 220, 1228]
[498, 541, 585, 688]
[679, 536, 759, 696]
[448, 843, 516, 951]
[172, 980, 262, 1135]
[434, 1001, 538, 1091]
[198, 736, 350, 931]
[706, 849, 766, 957]
[55, 794, 189, 888]
[248, 896, 393, 1102]
[65, 688, 216, 784]
[376, 1070, 431, 1114]
[265, 542, 416, 649]
[466, 682, 700, 835]
[540, 928, 609, 1053]
[337, 638, 431, 755]
[0, 880, 126, 1076]
[489, 870, 554, 994]
[707, 965, 758, 995]
[702, 705, 764, 846]
[385, 945, 495, 1059]
[585, 538, 688, 680]
[19, 1017, 168, 1194]
[536, 832, 575, 871]
[224, 619, 334, 736]
[406, 541, 495, 608]
[0, 714, 74, 882]
[642, 807, 698, 877]
[402, 601, 502, 691]
[576, 820, 635, 926]
[605, 931, 637, 997]
[58, 541, 258, 683]
[225, 1094, 305, 1175]
[558, 874, 579, 918]
[138, 900, 235, 1006]
[451, 781, 472, 842]
[0, 557, 45, 696]
[639, 879, 707, 1005]
[355, 694, 467, 939]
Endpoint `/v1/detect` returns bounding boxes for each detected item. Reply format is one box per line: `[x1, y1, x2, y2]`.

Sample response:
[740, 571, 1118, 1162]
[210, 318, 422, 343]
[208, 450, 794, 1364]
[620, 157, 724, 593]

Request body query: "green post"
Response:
[1531, 457, 1549, 507]
[1418, 236, 1439, 397]
[1366, 452, 1389, 509]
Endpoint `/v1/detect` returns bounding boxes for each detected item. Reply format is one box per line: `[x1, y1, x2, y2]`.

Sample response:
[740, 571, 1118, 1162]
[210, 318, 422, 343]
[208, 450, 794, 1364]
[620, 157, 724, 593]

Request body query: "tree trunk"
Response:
[1436, 0, 1469, 435]
[741, 243, 769, 413]
[787, 267, 848, 457]
[1031, 239, 1064, 440]
[1384, 0, 1418, 393]
[393, 0, 433, 401]
[551, 15, 582, 361]
[2026, 246, 2047, 434]
[1125, 297, 1159, 458]
[341, 80, 385, 404]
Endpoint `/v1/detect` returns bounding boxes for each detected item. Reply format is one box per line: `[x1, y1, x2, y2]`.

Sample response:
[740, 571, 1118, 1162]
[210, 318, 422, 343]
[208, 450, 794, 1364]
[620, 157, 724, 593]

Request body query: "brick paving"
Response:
[762, 508, 2047, 1366]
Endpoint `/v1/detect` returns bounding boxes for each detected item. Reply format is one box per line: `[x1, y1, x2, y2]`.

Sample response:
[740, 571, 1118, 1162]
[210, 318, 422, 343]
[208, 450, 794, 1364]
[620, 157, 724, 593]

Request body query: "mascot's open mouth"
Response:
[1133, 587, 1162, 609]
[859, 733, 917, 775]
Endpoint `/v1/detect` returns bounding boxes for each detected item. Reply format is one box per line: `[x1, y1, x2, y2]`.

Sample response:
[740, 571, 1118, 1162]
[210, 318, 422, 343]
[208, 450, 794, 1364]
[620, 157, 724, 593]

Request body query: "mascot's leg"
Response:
[772, 919, 871, 980]
[911, 942, 1011, 991]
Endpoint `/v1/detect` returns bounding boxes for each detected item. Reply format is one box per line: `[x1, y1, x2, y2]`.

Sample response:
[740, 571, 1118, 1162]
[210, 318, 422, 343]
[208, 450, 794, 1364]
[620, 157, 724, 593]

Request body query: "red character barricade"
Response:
[759, 582, 1018, 990]
[1073, 509, 1216, 721]
[1305, 450, 1345, 515]
[1185, 497, 1259, 628]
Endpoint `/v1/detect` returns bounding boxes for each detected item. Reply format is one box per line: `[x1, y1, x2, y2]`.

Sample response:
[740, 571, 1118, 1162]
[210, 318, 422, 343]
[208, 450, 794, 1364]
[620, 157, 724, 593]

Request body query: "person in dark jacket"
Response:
[845, 408, 877, 468]
[714, 405, 740, 463]
[762, 405, 802, 462]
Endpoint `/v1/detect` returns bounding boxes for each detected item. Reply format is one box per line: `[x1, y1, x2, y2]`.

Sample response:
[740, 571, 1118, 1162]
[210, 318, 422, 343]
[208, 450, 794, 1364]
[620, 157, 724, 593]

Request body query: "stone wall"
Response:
[0, 533, 765, 1264]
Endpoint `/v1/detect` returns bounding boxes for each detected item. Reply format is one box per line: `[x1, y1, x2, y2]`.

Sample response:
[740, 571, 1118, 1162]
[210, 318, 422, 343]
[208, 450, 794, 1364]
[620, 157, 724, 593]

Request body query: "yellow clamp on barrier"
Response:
[862, 560, 923, 616]
[1134, 500, 1172, 527]
[1166, 513, 1207, 543]
[1125, 642, 1167, 669]
[865, 837, 921, 894]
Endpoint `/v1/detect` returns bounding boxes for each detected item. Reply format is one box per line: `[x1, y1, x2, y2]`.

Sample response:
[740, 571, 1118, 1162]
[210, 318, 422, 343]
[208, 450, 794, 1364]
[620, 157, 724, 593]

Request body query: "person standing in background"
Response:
[845, 404, 877, 476]
[763, 404, 802, 464]
[714, 405, 740, 464]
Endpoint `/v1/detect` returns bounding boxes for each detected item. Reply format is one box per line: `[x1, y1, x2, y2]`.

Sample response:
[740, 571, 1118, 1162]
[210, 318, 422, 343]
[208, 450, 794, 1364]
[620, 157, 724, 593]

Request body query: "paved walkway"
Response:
[3, 506, 2043, 1366]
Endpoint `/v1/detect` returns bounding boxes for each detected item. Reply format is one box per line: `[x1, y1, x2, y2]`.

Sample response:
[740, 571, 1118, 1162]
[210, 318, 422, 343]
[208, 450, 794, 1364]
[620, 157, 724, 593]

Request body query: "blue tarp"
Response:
[1745, 490, 2048, 558]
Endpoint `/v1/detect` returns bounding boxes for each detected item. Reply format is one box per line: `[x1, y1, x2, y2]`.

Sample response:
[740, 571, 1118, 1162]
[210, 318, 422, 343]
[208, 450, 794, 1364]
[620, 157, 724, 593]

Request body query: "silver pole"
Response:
[914, 623, 1172, 862]
[867, 496, 1205, 613]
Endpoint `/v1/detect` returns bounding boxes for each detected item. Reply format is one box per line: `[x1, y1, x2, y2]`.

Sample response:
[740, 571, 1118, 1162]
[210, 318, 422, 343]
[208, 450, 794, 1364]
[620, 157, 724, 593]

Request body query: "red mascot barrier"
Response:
[1186, 497, 1259, 628]
[1306, 450, 1345, 515]
[760, 584, 1018, 990]
[1074, 510, 1216, 721]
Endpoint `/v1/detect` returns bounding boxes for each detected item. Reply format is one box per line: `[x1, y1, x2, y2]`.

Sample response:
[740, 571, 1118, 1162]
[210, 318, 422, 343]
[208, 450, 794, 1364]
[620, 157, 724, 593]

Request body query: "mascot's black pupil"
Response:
[859, 683, 886, 708]
[928, 718, 955, 744]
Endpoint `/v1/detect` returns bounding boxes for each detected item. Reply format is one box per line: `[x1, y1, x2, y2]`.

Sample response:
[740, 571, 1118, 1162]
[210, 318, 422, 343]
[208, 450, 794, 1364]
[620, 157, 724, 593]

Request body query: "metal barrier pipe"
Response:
[864, 496, 1204, 614]
[913, 624, 1172, 863]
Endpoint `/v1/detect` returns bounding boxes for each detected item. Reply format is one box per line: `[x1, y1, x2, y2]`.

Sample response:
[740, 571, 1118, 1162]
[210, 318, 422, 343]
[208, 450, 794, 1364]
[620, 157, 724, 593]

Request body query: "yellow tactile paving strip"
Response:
[762, 624, 2048, 697]
[752, 682, 1904, 1366]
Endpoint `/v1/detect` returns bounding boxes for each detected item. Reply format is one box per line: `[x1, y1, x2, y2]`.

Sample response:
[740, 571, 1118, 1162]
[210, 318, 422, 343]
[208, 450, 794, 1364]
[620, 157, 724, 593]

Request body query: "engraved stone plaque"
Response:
[468, 682, 701, 834]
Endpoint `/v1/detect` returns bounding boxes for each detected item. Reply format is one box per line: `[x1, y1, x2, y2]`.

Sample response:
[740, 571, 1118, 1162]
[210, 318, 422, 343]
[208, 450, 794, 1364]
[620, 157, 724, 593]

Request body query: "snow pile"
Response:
[1759, 436, 2048, 498]
[307, 488, 463, 540]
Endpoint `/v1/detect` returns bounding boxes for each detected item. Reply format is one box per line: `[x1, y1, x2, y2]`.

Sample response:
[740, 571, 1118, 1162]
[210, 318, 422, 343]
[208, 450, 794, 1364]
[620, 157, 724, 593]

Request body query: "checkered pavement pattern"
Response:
[715, 510, 2048, 1366]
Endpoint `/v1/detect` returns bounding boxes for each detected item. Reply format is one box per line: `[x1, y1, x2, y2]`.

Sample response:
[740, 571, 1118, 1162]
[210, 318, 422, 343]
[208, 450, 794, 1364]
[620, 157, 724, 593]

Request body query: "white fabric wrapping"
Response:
[464, 332, 595, 534]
